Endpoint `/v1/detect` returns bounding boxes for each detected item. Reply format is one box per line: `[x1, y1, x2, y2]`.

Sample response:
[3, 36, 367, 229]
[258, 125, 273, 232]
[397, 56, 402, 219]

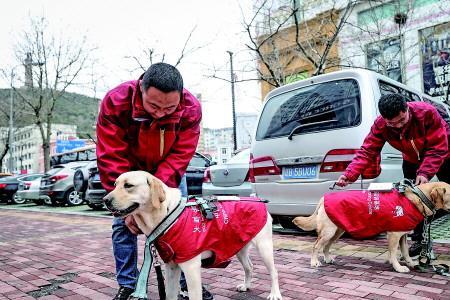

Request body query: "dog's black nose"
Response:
[103, 195, 112, 206]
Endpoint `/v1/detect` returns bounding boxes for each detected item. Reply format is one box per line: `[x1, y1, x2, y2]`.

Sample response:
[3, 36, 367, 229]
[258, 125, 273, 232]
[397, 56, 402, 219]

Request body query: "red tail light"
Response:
[203, 168, 211, 183]
[320, 149, 358, 173]
[49, 174, 69, 183]
[0, 183, 6, 189]
[320, 149, 381, 179]
[249, 154, 281, 183]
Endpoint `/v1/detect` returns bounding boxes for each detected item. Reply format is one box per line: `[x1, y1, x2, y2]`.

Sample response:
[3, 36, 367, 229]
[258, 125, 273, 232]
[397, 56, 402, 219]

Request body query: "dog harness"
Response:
[155, 198, 268, 268]
[324, 189, 424, 239]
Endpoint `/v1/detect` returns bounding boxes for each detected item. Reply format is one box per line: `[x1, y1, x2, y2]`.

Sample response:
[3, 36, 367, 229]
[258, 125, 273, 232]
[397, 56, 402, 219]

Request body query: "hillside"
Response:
[0, 89, 99, 138]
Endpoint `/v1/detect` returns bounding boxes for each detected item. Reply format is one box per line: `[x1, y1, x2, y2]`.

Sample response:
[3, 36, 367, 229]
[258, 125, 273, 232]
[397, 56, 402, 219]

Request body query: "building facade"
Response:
[339, 0, 450, 100]
[1, 123, 77, 174]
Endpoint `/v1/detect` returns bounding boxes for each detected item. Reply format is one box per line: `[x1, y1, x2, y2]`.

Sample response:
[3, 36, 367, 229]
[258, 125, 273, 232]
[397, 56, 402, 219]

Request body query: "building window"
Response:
[221, 148, 227, 155]
[367, 37, 403, 83]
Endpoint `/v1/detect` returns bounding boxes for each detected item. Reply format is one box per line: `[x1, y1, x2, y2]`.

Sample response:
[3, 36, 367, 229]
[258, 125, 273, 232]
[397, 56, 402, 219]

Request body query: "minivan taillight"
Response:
[320, 149, 358, 173]
[249, 154, 281, 183]
[0, 183, 6, 189]
[203, 168, 211, 183]
[320, 149, 381, 179]
[49, 174, 69, 183]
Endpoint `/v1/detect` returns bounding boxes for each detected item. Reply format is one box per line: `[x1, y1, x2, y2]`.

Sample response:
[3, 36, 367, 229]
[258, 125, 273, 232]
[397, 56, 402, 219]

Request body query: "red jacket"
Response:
[96, 79, 201, 192]
[155, 199, 268, 268]
[324, 190, 424, 239]
[344, 102, 450, 182]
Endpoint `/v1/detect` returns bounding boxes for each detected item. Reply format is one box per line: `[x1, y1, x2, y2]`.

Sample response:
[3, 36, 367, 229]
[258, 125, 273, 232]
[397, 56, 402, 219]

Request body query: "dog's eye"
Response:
[124, 183, 134, 189]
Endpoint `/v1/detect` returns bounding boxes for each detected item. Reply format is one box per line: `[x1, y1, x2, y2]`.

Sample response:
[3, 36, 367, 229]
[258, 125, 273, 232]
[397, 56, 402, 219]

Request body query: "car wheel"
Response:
[12, 193, 26, 204]
[87, 203, 105, 210]
[43, 196, 56, 206]
[278, 216, 301, 230]
[33, 199, 44, 205]
[65, 189, 83, 206]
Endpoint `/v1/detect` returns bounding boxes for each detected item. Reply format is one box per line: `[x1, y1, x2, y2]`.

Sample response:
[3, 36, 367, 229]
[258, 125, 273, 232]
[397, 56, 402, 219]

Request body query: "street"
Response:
[0, 206, 450, 299]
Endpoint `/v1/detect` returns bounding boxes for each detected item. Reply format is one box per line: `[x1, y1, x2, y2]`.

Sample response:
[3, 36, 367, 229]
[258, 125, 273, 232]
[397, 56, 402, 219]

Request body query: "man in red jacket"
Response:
[97, 63, 213, 300]
[336, 93, 450, 256]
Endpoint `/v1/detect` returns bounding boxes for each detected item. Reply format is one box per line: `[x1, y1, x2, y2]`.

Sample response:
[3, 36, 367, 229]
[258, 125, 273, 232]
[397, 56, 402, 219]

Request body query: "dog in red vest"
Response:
[104, 171, 282, 300]
[293, 182, 450, 273]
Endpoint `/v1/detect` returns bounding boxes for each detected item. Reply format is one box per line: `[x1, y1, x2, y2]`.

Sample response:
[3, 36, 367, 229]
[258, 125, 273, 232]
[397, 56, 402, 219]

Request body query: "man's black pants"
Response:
[402, 159, 450, 242]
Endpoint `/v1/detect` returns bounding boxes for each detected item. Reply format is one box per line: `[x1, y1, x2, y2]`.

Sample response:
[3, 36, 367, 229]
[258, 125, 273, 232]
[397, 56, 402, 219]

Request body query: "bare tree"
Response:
[11, 15, 94, 171]
[124, 25, 206, 72]
[341, 0, 420, 83]
[242, 0, 357, 95]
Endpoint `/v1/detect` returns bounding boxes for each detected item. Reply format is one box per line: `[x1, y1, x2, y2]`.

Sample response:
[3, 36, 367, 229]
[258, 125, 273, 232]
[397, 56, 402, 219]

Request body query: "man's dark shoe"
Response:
[113, 286, 134, 300]
[408, 241, 422, 257]
[179, 285, 214, 300]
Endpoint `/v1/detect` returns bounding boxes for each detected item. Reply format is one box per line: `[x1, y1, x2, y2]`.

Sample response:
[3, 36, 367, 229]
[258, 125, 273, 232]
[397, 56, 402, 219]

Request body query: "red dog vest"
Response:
[324, 190, 424, 239]
[155, 199, 267, 268]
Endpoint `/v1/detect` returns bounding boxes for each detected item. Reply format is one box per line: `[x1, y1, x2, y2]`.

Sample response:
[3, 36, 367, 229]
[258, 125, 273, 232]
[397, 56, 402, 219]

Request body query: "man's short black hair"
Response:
[141, 62, 183, 94]
[378, 93, 408, 119]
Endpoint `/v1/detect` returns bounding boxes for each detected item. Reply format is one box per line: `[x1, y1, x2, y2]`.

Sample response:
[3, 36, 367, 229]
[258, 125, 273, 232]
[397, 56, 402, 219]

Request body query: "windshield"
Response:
[256, 79, 361, 140]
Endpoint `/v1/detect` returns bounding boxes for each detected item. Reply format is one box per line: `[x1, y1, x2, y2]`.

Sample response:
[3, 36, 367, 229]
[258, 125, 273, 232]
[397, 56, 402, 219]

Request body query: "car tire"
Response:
[43, 196, 57, 206]
[33, 199, 44, 205]
[12, 193, 26, 204]
[65, 188, 83, 206]
[87, 203, 105, 210]
[278, 216, 302, 230]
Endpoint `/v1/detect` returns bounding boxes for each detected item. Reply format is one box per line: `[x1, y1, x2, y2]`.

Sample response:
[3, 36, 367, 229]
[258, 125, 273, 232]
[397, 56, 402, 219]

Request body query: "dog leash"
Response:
[130, 196, 188, 300]
[396, 180, 450, 276]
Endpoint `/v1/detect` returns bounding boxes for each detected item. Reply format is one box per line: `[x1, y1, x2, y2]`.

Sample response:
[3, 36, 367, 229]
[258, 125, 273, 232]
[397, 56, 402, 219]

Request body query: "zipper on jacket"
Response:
[160, 128, 165, 157]
[410, 139, 420, 161]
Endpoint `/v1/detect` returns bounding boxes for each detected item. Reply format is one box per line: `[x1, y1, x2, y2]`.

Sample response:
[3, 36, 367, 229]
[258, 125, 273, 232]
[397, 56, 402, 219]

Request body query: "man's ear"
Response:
[430, 187, 446, 207]
[148, 177, 166, 209]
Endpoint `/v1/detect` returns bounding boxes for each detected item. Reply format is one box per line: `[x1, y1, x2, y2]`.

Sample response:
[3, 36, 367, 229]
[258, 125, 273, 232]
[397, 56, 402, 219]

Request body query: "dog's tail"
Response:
[292, 198, 322, 231]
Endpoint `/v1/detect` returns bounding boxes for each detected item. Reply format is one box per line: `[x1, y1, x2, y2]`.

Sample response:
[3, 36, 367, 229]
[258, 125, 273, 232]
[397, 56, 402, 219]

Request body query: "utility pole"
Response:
[8, 70, 14, 173]
[227, 51, 237, 152]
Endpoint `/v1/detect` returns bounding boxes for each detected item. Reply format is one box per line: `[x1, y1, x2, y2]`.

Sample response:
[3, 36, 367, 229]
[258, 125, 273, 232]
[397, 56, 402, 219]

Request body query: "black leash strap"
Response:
[151, 245, 166, 300]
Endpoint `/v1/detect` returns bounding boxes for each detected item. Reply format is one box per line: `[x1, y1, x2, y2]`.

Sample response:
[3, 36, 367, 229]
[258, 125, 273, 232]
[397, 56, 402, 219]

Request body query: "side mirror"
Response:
[209, 161, 217, 166]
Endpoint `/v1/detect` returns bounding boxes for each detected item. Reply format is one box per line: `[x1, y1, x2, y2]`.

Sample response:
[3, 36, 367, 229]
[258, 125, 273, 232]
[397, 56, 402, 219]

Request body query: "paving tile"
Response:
[0, 208, 450, 299]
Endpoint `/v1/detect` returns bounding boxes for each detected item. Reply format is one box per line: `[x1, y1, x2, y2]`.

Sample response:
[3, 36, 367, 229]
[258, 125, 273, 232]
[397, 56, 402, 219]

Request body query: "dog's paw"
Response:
[236, 283, 248, 292]
[311, 260, 322, 267]
[324, 257, 335, 264]
[267, 292, 282, 300]
[395, 265, 410, 273]
[406, 260, 418, 268]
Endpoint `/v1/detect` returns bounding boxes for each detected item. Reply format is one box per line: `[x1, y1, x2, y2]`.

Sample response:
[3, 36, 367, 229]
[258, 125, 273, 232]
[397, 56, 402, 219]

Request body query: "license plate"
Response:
[283, 165, 318, 179]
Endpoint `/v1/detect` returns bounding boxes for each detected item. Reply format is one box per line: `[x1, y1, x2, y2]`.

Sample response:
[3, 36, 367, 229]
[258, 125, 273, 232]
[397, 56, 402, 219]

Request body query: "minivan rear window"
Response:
[256, 79, 361, 140]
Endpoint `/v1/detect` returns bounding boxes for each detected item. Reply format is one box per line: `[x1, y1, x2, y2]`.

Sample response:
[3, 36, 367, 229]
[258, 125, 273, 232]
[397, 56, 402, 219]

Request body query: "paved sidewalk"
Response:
[0, 209, 449, 300]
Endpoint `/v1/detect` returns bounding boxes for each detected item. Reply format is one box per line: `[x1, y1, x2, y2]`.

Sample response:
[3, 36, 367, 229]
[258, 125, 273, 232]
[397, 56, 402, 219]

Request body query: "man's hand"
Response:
[415, 175, 429, 185]
[336, 175, 350, 187]
[124, 215, 143, 235]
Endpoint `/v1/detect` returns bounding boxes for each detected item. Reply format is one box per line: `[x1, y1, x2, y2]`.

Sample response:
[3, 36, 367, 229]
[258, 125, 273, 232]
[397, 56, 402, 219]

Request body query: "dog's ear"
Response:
[430, 187, 446, 207]
[148, 177, 166, 209]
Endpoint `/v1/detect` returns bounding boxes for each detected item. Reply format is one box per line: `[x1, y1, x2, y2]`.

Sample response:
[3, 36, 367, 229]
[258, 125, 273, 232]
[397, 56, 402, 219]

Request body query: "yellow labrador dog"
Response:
[104, 171, 282, 300]
[293, 182, 450, 273]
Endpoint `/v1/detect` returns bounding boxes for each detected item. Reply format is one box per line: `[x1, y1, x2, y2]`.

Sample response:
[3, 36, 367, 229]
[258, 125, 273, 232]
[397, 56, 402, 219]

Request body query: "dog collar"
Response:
[396, 179, 436, 214]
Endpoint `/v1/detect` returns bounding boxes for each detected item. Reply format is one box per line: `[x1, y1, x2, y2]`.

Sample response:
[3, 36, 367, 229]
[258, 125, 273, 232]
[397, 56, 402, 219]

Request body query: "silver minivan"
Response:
[250, 69, 450, 228]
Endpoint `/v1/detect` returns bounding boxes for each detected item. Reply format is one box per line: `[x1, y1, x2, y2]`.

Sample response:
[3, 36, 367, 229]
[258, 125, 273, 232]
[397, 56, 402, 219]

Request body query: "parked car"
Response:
[202, 148, 252, 196]
[74, 160, 106, 210]
[0, 173, 13, 179]
[250, 68, 450, 229]
[40, 161, 90, 206]
[73, 152, 214, 209]
[186, 152, 215, 196]
[0, 174, 39, 204]
[16, 174, 44, 204]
